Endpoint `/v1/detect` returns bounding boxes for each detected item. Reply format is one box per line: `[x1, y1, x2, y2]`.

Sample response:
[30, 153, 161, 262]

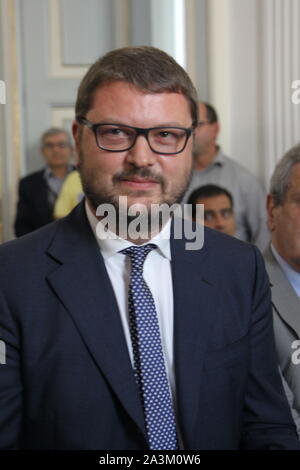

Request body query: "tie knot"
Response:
[120, 244, 157, 270]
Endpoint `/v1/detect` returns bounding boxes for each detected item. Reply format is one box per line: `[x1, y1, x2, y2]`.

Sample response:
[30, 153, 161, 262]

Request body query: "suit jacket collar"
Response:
[46, 202, 218, 447]
[264, 245, 300, 338]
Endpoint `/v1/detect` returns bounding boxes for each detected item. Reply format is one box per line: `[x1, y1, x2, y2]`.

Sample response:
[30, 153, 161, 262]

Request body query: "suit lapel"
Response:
[264, 246, 300, 338]
[46, 203, 146, 435]
[46, 207, 220, 445]
[171, 229, 218, 447]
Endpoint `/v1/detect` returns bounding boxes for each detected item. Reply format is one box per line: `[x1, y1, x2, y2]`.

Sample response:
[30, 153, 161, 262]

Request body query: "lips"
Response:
[121, 178, 159, 189]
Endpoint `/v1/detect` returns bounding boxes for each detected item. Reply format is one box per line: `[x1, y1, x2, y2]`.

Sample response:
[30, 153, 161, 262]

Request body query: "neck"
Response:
[194, 145, 218, 171]
[50, 166, 68, 179]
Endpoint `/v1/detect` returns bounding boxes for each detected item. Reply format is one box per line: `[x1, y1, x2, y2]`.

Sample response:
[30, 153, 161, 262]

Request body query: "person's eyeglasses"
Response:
[43, 142, 70, 149]
[76, 116, 194, 156]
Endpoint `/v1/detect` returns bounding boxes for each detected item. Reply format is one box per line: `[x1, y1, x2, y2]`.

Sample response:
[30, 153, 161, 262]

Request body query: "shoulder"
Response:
[263, 245, 274, 269]
[0, 202, 87, 272]
[222, 154, 261, 182]
[62, 171, 82, 191]
[0, 220, 59, 266]
[204, 226, 263, 269]
[18, 169, 45, 187]
[65, 170, 80, 183]
[174, 222, 264, 281]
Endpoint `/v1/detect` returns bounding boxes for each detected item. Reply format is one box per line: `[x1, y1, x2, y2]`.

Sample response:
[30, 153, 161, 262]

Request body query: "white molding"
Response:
[185, 0, 197, 84]
[207, 0, 230, 153]
[262, 0, 300, 187]
[292, 0, 300, 144]
[49, 0, 89, 78]
[173, 0, 186, 68]
[113, 0, 130, 48]
[0, 0, 21, 241]
[51, 106, 75, 128]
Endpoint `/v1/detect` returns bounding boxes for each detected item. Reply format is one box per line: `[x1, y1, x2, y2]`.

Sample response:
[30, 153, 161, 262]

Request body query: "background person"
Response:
[264, 144, 300, 437]
[184, 102, 269, 250]
[14, 127, 74, 236]
[187, 184, 236, 236]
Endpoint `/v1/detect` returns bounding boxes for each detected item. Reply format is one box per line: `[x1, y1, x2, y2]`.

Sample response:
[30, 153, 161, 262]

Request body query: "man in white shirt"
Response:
[264, 144, 300, 438]
[0, 46, 299, 450]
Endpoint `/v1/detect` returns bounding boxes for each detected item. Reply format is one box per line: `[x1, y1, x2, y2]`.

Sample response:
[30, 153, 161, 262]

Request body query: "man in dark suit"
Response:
[264, 145, 300, 437]
[187, 184, 236, 236]
[0, 46, 299, 450]
[14, 128, 74, 237]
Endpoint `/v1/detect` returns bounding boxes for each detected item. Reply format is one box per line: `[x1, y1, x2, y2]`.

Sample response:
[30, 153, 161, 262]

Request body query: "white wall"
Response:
[207, 0, 300, 189]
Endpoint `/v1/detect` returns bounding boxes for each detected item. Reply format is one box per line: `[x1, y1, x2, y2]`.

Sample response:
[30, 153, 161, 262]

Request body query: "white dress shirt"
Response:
[271, 244, 300, 298]
[85, 200, 178, 408]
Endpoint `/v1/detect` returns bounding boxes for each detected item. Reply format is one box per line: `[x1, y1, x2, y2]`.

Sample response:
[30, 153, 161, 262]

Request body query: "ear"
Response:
[266, 194, 276, 232]
[72, 120, 81, 152]
[212, 121, 220, 140]
[72, 120, 81, 167]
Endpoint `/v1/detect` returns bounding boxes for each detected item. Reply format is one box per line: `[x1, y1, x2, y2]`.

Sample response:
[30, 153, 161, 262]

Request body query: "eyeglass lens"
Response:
[95, 124, 188, 154]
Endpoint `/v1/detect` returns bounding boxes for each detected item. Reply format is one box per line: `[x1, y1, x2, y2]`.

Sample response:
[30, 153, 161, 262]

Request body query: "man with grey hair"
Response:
[264, 143, 300, 437]
[14, 127, 74, 236]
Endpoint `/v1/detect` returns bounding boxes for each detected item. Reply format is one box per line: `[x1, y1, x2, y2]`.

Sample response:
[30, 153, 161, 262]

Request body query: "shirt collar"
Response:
[85, 199, 171, 261]
[44, 165, 73, 179]
[271, 244, 300, 298]
[212, 147, 224, 167]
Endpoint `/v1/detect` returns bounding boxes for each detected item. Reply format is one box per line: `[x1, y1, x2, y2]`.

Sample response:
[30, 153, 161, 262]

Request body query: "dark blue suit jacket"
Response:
[14, 170, 53, 237]
[0, 201, 299, 449]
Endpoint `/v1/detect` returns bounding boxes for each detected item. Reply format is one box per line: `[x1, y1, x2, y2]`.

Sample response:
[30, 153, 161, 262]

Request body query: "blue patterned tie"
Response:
[120, 244, 178, 450]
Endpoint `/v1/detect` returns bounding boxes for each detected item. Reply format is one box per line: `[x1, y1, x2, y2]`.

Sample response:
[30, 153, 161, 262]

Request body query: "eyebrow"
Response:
[204, 208, 232, 213]
[89, 118, 191, 127]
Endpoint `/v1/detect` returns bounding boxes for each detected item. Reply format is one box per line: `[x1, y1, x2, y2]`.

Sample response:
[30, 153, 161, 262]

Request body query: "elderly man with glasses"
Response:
[14, 127, 74, 236]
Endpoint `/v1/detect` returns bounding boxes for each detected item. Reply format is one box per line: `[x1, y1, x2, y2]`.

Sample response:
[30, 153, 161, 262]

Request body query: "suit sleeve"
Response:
[0, 289, 23, 449]
[241, 245, 300, 449]
[280, 368, 300, 439]
[14, 180, 35, 237]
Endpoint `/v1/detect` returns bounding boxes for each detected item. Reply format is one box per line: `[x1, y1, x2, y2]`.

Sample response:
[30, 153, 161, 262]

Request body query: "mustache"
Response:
[113, 168, 164, 185]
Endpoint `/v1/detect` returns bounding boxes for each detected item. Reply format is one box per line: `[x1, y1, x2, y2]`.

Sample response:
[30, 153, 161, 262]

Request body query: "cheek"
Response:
[164, 153, 192, 178]
[204, 221, 215, 229]
[83, 149, 122, 175]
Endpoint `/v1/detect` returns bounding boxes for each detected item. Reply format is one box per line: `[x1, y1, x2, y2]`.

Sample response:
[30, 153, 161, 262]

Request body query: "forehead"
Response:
[288, 163, 300, 189]
[87, 81, 192, 125]
[43, 132, 69, 143]
[197, 194, 232, 208]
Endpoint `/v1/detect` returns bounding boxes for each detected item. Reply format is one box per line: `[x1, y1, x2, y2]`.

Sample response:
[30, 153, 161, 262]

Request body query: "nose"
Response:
[125, 135, 157, 167]
[214, 213, 225, 230]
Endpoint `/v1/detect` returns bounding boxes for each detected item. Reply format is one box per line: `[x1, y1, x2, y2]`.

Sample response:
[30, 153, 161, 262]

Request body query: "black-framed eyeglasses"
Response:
[77, 116, 194, 155]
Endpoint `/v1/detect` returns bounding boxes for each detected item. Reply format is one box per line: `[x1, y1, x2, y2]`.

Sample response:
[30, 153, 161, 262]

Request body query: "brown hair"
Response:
[75, 46, 198, 126]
